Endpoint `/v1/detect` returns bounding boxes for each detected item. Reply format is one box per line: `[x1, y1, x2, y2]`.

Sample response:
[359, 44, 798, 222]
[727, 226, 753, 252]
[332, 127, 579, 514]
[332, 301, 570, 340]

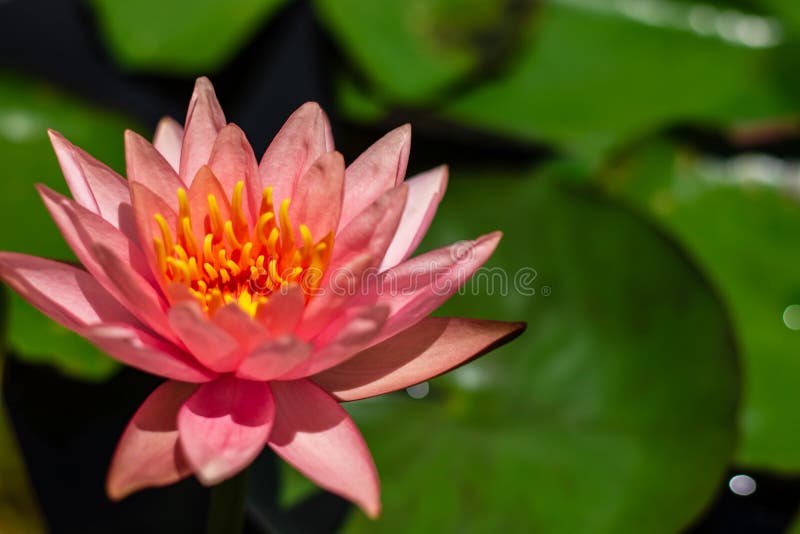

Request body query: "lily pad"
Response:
[0, 75, 132, 380]
[338, 1, 793, 161]
[318, 175, 739, 532]
[90, 0, 288, 73]
[600, 140, 800, 471]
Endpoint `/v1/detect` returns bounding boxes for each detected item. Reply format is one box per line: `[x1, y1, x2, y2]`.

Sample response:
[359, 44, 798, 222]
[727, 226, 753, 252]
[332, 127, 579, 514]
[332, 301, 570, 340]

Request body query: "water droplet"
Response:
[406, 382, 430, 399]
[729, 474, 756, 496]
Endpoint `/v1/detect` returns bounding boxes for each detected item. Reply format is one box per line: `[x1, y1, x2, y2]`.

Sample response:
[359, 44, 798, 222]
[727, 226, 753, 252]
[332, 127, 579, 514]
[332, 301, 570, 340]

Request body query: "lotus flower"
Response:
[0, 78, 524, 517]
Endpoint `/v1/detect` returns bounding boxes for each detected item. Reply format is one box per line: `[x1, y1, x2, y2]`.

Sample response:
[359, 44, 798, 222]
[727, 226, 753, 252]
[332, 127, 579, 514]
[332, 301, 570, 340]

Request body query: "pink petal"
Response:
[314, 317, 526, 401]
[92, 244, 179, 345]
[153, 116, 184, 172]
[339, 124, 411, 229]
[84, 323, 216, 382]
[130, 181, 178, 288]
[254, 285, 306, 335]
[48, 130, 136, 240]
[371, 232, 502, 345]
[286, 305, 389, 379]
[107, 381, 198, 500]
[179, 77, 226, 185]
[329, 184, 408, 270]
[379, 165, 448, 272]
[268, 379, 380, 518]
[186, 165, 230, 244]
[167, 302, 242, 373]
[207, 124, 259, 222]
[0, 252, 137, 331]
[289, 152, 345, 239]
[126, 130, 183, 211]
[257, 102, 333, 208]
[37, 184, 155, 291]
[236, 336, 312, 381]
[0, 253, 211, 382]
[296, 253, 375, 340]
[211, 303, 270, 352]
[178, 376, 274, 485]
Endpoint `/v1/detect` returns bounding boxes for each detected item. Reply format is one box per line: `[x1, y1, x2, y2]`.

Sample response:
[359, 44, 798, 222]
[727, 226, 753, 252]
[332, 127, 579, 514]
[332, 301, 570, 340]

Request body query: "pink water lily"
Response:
[0, 77, 524, 517]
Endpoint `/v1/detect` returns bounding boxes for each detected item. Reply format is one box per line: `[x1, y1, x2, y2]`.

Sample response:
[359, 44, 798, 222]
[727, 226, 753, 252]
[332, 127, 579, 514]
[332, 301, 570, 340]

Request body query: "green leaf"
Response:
[599, 140, 800, 470]
[0, 74, 133, 381]
[90, 0, 288, 73]
[316, 0, 538, 103]
[338, 1, 793, 161]
[339, 175, 739, 532]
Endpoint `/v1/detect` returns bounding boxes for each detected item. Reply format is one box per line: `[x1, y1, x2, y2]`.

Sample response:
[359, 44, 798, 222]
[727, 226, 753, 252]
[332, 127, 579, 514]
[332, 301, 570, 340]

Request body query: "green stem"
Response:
[206, 470, 249, 534]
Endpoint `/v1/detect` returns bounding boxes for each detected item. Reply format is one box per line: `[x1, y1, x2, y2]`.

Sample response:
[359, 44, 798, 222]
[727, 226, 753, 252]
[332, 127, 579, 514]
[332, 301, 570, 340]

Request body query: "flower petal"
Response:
[379, 165, 448, 272]
[211, 303, 270, 352]
[37, 184, 155, 292]
[179, 77, 226, 184]
[167, 302, 242, 373]
[257, 102, 333, 207]
[107, 380, 198, 500]
[186, 165, 230, 244]
[0, 252, 137, 331]
[130, 181, 178, 288]
[371, 232, 502, 345]
[289, 151, 345, 239]
[254, 284, 306, 335]
[126, 129, 183, 211]
[268, 379, 380, 518]
[153, 116, 184, 172]
[92, 244, 179, 344]
[287, 305, 389, 379]
[339, 124, 411, 229]
[208, 123, 259, 222]
[236, 336, 312, 381]
[84, 323, 216, 382]
[329, 184, 408, 270]
[314, 317, 526, 401]
[178, 376, 274, 485]
[48, 130, 136, 239]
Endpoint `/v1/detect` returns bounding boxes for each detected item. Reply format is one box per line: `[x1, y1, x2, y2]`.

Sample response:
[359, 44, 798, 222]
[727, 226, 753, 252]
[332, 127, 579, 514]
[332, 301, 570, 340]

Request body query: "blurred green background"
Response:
[4, 0, 800, 532]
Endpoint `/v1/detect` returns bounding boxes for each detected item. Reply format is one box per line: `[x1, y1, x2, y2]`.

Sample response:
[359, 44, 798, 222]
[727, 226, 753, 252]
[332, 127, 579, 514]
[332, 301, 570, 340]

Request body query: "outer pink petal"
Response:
[48, 130, 136, 240]
[153, 116, 184, 172]
[339, 124, 411, 229]
[0, 252, 137, 331]
[126, 130, 184, 211]
[329, 184, 408, 270]
[38, 184, 154, 290]
[83, 323, 216, 382]
[286, 305, 389, 379]
[257, 102, 333, 208]
[313, 317, 526, 401]
[92, 244, 179, 345]
[178, 376, 274, 485]
[379, 165, 448, 272]
[107, 381, 198, 500]
[289, 152, 345, 239]
[167, 302, 242, 373]
[370, 232, 502, 345]
[208, 124, 259, 223]
[235, 336, 311, 381]
[0, 253, 211, 382]
[179, 77, 226, 185]
[268, 379, 381, 518]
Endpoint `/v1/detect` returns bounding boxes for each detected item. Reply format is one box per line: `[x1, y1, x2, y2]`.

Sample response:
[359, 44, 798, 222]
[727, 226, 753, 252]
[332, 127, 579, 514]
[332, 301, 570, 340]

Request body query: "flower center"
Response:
[152, 180, 333, 317]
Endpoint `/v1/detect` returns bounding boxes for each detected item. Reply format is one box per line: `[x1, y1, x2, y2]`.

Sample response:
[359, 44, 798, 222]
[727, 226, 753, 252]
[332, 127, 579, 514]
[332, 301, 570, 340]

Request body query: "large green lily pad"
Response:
[307, 174, 739, 532]
[600, 140, 800, 470]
